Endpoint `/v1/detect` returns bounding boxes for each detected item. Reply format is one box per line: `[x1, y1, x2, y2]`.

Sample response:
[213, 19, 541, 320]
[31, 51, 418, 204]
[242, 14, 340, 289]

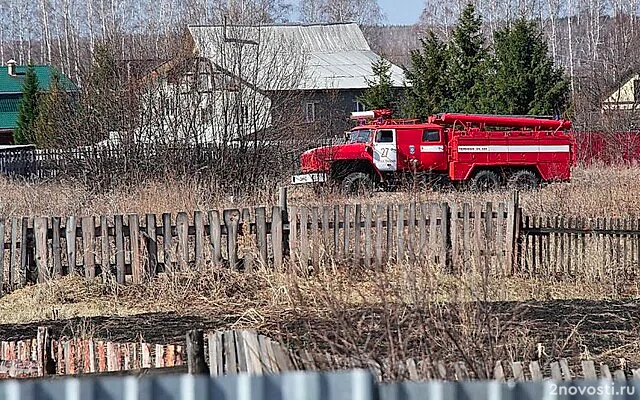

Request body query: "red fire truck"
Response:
[291, 110, 576, 193]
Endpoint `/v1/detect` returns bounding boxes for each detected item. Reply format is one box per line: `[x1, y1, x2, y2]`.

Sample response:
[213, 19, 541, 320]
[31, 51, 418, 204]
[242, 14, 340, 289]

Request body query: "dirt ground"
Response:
[0, 298, 637, 373]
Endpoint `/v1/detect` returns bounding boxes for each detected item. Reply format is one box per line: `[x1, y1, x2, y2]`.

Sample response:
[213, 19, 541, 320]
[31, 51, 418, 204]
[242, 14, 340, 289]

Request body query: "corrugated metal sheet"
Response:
[0, 370, 376, 400]
[380, 379, 640, 400]
[188, 23, 405, 90]
[0, 369, 640, 399]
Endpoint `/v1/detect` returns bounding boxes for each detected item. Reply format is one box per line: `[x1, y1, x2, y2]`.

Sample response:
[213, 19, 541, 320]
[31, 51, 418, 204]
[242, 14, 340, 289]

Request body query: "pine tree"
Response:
[447, 3, 489, 113]
[491, 19, 569, 115]
[14, 65, 40, 145]
[403, 31, 450, 120]
[358, 56, 396, 111]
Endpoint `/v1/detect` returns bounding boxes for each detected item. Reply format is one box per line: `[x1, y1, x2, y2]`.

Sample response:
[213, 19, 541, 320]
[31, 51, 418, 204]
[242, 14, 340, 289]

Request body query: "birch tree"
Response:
[298, 0, 384, 24]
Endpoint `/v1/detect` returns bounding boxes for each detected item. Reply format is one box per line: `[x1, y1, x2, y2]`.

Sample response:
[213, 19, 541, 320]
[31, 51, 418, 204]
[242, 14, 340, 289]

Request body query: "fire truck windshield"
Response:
[347, 129, 371, 143]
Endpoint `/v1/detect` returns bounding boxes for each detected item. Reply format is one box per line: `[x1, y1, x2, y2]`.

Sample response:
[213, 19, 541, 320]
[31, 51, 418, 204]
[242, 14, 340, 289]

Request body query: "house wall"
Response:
[269, 89, 373, 142]
[603, 74, 640, 111]
[138, 62, 273, 145]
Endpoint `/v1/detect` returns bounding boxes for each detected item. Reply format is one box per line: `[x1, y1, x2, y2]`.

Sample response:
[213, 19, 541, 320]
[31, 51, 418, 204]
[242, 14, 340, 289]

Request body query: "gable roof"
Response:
[187, 23, 406, 91]
[0, 65, 77, 94]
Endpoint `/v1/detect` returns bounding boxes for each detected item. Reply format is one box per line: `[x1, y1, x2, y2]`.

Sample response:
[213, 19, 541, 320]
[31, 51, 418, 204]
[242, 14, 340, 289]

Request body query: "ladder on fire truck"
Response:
[428, 113, 572, 133]
[350, 109, 572, 132]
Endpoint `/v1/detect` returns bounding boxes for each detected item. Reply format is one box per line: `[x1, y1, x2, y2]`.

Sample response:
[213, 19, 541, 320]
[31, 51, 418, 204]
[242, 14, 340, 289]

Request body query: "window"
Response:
[635, 79, 640, 103]
[376, 130, 394, 143]
[348, 129, 371, 143]
[353, 100, 366, 112]
[180, 72, 195, 94]
[422, 129, 440, 142]
[305, 102, 317, 122]
[198, 72, 211, 92]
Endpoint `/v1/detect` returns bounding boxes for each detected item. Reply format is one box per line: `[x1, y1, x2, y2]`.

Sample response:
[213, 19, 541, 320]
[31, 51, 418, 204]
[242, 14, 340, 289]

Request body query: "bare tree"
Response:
[298, 0, 384, 25]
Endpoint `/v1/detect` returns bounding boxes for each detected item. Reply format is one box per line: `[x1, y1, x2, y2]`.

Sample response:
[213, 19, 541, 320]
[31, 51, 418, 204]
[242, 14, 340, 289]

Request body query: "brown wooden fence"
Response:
[0, 193, 523, 292]
[3, 189, 640, 292]
[0, 328, 295, 378]
[3, 327, 639, 382]
[519, 213, 640, 277]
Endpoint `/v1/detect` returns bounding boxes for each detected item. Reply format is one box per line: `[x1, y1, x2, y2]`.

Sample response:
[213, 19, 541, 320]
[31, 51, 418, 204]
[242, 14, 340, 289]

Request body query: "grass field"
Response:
[0, 165, 639, 378]
[1, 166, 639, 218]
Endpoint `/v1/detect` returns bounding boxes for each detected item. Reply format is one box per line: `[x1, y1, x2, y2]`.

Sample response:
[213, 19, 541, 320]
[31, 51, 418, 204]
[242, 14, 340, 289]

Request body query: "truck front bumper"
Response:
[291, 172, 328, 185]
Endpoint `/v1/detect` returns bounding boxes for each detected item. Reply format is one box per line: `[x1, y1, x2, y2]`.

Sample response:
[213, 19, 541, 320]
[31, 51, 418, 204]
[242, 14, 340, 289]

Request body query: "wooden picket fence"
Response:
[337, 356, 640, 382]
[287, 197, 518, 274]
[302, 353, 640, 382]
[0, 206, 287, 292]
[0, 330, 184, 378]
[0, 328, 296, 378]
[0, 193, 523, 292]
[520, 215, 640, 277]
[3, 327, 638, 382]
[4, 188, 640, 290]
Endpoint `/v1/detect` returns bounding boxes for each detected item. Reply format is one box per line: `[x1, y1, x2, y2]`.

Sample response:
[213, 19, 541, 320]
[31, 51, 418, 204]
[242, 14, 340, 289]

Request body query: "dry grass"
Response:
[0, 259, 634, 326]
[0, 176, 279, 218]
[289, 166, 640, 218]
[0, 166, 640, 218]
[0, 276, 154, 324]
[0, 258, 637, 376]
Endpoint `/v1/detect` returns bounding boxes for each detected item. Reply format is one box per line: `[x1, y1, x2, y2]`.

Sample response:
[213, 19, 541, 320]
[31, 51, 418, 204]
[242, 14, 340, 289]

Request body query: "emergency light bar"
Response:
[350, 109, 393, 120]
[350, 111, 375, 120]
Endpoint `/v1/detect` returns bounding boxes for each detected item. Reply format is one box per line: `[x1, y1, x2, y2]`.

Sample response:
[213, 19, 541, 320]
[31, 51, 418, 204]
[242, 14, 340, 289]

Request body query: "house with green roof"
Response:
[0, 60, 77, 144]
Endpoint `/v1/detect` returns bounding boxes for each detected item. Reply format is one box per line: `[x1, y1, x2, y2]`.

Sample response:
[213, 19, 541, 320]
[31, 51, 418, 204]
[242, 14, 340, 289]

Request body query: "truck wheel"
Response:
[508, 170, 540, 189]
[470, 170, 500, 192]
[342, 172, 373, 195]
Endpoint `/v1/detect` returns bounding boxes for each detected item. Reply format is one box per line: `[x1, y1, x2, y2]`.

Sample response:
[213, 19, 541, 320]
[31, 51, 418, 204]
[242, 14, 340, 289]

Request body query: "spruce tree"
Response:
[404, 31, 450, 119]
[447, 3, 489, 113]
[358, 56, 396, 111]
[85, 43, 122, 142]
[14, 65, 40, 145]
[34, 70, 67, 148]
[491, 19, 569, 115]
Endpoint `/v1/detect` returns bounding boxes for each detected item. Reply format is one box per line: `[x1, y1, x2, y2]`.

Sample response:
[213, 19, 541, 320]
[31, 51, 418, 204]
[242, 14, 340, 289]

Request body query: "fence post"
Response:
[186, 329, 208, 375]
[441, 202, 453, 272]
[507, 191, 521, 275]
[279, 187, 290, 257]
[37, 326, 56, 376]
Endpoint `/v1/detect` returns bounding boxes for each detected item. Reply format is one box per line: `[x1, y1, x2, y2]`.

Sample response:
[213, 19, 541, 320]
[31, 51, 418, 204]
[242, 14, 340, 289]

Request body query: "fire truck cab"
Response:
[291, 110, 575, 193]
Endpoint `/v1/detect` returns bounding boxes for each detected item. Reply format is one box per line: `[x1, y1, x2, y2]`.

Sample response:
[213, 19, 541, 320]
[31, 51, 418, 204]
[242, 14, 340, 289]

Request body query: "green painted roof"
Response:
[0, 112, 18, 130]
[0, 65, 76, 130]
[0, 65, 76, 94]
[0, 97, 19, 129]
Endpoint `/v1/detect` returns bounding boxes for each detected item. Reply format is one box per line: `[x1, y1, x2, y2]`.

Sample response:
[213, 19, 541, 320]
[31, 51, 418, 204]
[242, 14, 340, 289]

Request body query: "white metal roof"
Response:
[187, 23, 406, 91]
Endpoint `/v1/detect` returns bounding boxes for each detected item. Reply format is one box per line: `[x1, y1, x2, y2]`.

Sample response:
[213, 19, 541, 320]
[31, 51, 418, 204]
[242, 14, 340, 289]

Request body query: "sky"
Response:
[378, 0, 423, 25]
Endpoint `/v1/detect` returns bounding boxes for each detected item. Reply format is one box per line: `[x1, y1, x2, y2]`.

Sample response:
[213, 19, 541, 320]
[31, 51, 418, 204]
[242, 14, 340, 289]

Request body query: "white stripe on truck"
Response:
[457, 145, 570, 153]
[420, 145, 444, 153]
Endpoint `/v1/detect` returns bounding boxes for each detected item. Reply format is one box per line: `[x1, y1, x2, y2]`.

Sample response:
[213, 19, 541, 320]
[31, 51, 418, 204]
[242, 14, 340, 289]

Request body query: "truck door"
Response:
[373, 129, 397, 172]
[419, 128, 446, 171]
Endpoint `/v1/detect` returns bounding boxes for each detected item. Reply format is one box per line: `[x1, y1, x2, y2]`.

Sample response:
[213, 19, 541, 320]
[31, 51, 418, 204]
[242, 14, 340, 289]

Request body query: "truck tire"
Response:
[342, 172, 373, 195]
[508, 170, 540, 189]
[470, 170, 500, 192]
